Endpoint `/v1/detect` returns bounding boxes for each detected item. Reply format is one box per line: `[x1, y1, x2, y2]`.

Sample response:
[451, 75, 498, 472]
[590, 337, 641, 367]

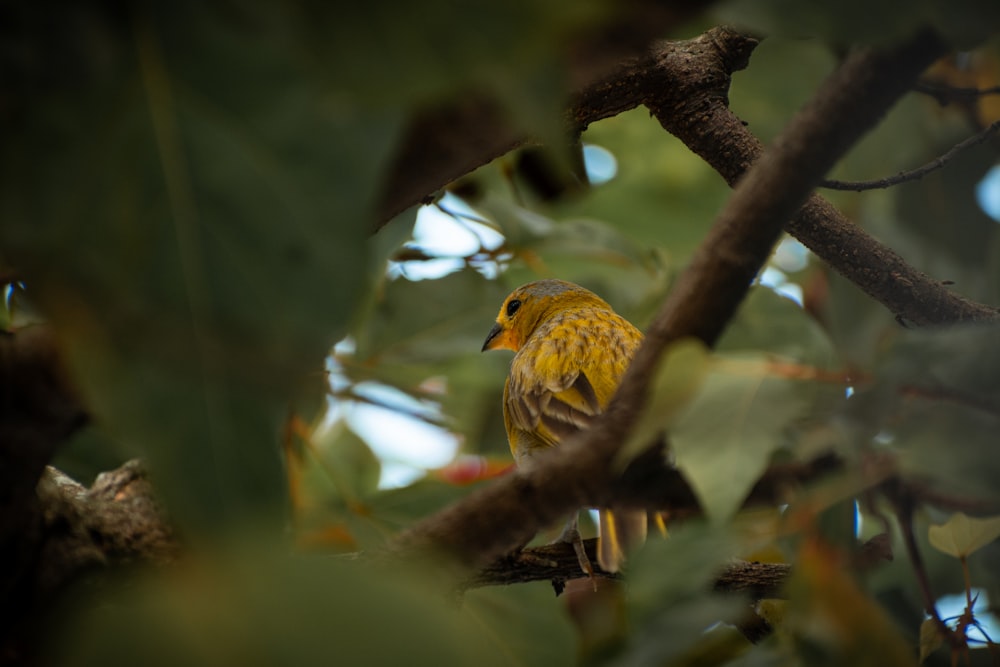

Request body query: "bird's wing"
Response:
[506, 367, 602, 447]
[505, 311, 636, 448]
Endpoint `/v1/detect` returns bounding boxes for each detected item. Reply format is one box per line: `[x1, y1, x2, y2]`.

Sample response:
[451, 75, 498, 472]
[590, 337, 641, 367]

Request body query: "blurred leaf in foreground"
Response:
[56, 549, 572, 667]
[784, 539, 914, 667]
[866, 324, 1000, 502]
[613, 523, 747, 666]
[0, 3, 401, 533]
[671, 354, 838, 521]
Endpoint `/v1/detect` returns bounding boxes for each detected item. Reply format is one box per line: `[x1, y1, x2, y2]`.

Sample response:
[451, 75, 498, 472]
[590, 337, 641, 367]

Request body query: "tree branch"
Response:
[384, 28, 952, 572]
[1, 457, 178, 660]
[915, 80, 1000, 105]
[459, 537, 792, 598]
[376, 28, 997, 327]
[460, 538, 621, 591]
[463, 533, 893, 601]
[639, 31, 995, 326]
[889, 482, 963, 650]
[820, 118, 1000, 191]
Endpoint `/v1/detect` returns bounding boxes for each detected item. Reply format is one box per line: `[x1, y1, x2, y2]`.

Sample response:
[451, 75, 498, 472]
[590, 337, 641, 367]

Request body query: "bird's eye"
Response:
[506, 299, 522, 318]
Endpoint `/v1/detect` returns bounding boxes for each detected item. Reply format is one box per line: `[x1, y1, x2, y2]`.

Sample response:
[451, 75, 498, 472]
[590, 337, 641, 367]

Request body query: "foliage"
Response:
[3, 1, 1000, 666]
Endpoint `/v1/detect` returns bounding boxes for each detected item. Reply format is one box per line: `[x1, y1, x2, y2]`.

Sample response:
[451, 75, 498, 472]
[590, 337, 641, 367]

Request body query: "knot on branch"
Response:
[708, 26, 760, 74]
[643, 26, 759, 114]
[34, 461, 178, 596]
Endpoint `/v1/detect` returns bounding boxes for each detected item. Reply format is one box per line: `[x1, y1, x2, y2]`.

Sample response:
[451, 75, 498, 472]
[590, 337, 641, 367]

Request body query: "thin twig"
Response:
[915, 80, 1000, 104]
[893, 488, 962, 650]
[821, 119, 1000, 191]
[328, 388, 446, 427]
[899, 383, 1000, 420]
[902, 479, 1000, 516]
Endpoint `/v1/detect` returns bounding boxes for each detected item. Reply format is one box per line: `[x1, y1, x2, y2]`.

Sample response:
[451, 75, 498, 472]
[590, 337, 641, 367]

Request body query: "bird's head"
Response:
[481, 279, 609, 352]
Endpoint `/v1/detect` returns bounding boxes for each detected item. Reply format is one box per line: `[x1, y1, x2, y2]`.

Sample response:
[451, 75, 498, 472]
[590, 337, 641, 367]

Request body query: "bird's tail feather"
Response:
[598, 509, 647, 573]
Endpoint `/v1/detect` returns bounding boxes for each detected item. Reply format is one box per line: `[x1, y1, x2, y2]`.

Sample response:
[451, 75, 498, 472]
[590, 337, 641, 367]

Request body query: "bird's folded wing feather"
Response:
[508, 370, 601, 445]
[506, 327, 626, 447]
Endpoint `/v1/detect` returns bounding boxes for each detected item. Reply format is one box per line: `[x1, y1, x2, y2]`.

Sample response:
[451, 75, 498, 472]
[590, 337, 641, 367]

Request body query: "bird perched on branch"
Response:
[482, 278, 647, 573]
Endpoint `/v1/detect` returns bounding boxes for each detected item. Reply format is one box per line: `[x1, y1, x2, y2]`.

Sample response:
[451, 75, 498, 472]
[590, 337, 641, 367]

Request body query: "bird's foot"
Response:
[558, 525, 596, 590]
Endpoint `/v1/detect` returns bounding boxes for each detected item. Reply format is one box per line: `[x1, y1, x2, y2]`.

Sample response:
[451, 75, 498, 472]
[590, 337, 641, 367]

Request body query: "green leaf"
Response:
[616, 523, 746, 666]
[462, 584, 575, 667]
[928, 512, 1000, 558]
[353, 270, 510, 365]
[55, 549, 533, 667]
[918, 617, 945, 663]
[716, 0, 1000, 48]
[430, 353, 512, 458]
[671, 354, 836, 520]
[892, 399, 1000, 500]
[820, 270, 898, 369]
[719, 287, 838, 369]
[1, 2, 401, 534]
[317, 0, 607, 111]
[367, 477, 495, 532]
[870, 324, 1000, 501]
[785, 541, 916, 667]
[313, 422, 382, 503]
[621, 338, 710, 463]
[484, 198, 668, 274]
[476, 197, 672, 324]
[629, 523, 737, 605]
[550, 108, 730, 262]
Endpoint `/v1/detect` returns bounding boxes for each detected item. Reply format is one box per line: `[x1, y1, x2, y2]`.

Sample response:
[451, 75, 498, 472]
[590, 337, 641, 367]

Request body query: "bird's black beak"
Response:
[482, 322, 503, 352]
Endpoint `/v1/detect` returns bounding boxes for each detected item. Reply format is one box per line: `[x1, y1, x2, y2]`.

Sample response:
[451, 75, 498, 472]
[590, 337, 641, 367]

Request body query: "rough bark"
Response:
[460, 537, 793, 598]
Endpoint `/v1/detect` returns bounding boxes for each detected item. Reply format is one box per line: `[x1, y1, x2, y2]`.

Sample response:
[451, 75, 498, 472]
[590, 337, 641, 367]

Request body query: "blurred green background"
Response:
[3, 0, 1000, 665]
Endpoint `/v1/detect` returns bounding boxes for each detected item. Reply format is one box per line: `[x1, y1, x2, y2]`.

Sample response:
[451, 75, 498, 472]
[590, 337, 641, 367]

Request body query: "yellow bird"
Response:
[482, 279, 647, 573]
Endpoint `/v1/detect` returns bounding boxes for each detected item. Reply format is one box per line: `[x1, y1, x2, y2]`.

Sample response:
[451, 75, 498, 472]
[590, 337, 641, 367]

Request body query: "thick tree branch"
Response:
[35, 461, 179, 581]
[460, 537, 792, 598]
[385, 28, 952, 572]
[6, 460, 176, 658]
[639, 31, 995, 327]
[376, 28, 998, 326]
[463, 533, 892, 600]
[461, 538, 621, 590]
